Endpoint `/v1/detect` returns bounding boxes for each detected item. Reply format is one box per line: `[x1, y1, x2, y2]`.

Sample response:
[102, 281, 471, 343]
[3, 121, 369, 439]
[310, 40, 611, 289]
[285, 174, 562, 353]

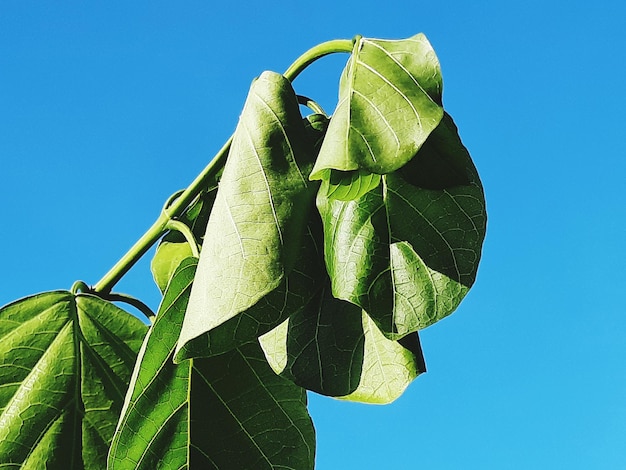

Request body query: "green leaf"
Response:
[259, 284, 365, 397]
[110, 258, 316, 469]
[259, 283, 425, 404]
[151, 115, 327, 296]
[151, 241, 194, 293]
[109, 259, 197, 468]
[151, 188, 218, 293]
[176, 71, 325, 360]
[320, 169, 381, 201]
[0, 292, 147, 468]
[310, 33, 443, 180]
[317, 113, 487, 339]
[339, 313, 424, 404]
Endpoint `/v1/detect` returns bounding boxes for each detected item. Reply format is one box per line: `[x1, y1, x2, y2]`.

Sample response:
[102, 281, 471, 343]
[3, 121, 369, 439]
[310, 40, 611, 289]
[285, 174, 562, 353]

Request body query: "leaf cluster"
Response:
[0, 33, 486, 469]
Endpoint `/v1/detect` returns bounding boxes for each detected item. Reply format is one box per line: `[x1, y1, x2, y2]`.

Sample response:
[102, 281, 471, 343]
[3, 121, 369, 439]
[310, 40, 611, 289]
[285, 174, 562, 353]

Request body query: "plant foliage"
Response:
[109, 258, 315, 469]
[0, 33, 486, 469]
[0, 292, 146, 467]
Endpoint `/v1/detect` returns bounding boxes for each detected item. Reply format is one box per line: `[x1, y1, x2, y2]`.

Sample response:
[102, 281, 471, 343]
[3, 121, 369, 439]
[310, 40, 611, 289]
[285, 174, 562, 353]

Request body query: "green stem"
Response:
[92, 136, 231, 293]
[92, 39, 354, 294]
[283, 38, 354, 82]
[99, 292, 156, 321]
[71, 280, 90, 295]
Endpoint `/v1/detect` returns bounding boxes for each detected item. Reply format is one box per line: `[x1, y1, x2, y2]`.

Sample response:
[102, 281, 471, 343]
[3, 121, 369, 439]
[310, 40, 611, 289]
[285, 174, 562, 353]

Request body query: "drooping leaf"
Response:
[338, 314, 425, 404]
[151, 188, 217, 293]
[317, 113, 487, 339]
[259, 283, 425, 404]
[310, 33, 443, 180]
[151, 115, 327, 296]
[176, 71, 326, 360]
[0, 292, 147, 468]
[259, 283, 365, 397]
[110, 258, 316, 469]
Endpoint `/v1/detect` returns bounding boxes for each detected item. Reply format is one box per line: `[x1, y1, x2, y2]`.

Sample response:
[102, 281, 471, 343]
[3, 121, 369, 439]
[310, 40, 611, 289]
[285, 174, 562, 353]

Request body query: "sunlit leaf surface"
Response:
[260, 283, 425, 404]
[110, 258, 316, 469]
[0, 292, 146, 468]
[311, 33, 443, 180]
[176, 72, 325, 360]
[338, 313, 424, 404]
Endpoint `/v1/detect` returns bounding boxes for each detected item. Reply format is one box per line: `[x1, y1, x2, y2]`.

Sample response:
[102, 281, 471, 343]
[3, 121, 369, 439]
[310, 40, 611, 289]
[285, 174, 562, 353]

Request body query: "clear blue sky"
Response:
[1, 1, 625, 468]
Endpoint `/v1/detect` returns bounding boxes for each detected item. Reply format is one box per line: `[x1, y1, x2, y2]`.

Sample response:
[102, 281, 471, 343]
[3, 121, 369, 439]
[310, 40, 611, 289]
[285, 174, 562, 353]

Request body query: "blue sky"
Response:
[1, 1, 625, 468]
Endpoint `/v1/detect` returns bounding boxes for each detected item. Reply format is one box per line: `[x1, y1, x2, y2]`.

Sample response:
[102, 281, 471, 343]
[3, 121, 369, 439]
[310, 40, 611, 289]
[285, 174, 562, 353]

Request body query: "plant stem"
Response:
[297, 95, 327, 116]
[91, 39, 354, 294]
[92, 137, 231, 293]
[71, 280, 90, 295]
[283, 39, 354, 82]
[99, 292, 156, 321]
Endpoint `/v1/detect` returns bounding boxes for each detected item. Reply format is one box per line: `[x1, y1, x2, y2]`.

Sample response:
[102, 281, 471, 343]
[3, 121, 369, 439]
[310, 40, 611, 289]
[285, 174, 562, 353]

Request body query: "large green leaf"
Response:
[310, 33, 443, 181]
[110, 258, 316, 469]
[152, 115, 327, 297]
[176, 71, 325, 360]
[0, 292, 146, 468]
[259, 283, 425, 404]
[317, 113, 487, 339]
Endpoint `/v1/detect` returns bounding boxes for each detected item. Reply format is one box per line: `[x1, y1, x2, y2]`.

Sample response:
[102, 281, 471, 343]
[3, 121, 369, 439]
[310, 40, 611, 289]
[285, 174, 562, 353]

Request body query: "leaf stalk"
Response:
[283, 39, 354, 81]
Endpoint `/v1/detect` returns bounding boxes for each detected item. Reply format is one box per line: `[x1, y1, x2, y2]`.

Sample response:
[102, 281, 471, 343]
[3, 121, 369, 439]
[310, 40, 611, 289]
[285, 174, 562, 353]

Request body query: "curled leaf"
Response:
[176, 72, 326, 360]
[317, 113, 487, 338]
[310, 33, 444, 180]
[339, 313, 424, 404]
[259, 282, 426, 404]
